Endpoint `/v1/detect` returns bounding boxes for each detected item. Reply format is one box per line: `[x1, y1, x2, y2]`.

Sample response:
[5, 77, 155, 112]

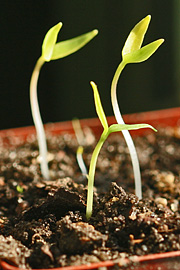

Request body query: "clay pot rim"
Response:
[1, 250, 180, 270]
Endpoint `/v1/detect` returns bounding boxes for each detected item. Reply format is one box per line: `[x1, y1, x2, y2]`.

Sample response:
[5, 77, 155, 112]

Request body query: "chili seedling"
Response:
[86, 81, 157, 219]
[111, 15, 164, 199]
[30, 22, 98, 180]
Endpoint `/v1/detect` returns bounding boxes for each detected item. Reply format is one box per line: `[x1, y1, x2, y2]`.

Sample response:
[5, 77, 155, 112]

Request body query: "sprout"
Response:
[86, 81, 156, 219]
[30, 23, 98, 180]
[76, 146, 88, 176]
[111, 15, 164, 199]
[72, 118, 88, 176]
[16, 185, 23, 193]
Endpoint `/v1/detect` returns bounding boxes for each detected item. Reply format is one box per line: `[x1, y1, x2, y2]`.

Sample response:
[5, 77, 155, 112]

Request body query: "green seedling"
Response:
[16, 185, 23, 193]
[86, 81, 157, 219]
[30, 23, 98, 180]
[111, 15, 164, 199]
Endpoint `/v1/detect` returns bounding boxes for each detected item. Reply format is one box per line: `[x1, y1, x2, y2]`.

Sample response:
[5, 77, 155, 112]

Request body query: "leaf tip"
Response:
[42, 22, 63, 62]
[149, 124, 157, 132]
[93, 29, 99, 36]
[90, 81, 96, 88]
[141, 15, 151, 27]
[156, 38, 165, 48]
[54, 22, 63, 35]
[160, 38, 165, 44]
[146, 14, 151, 22]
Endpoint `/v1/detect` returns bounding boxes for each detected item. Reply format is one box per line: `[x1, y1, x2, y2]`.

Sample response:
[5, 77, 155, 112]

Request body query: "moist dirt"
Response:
[0, 126, 180, 269]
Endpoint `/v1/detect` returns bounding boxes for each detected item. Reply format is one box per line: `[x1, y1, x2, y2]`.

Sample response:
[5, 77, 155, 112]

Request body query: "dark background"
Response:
[0, 1, 179, 129]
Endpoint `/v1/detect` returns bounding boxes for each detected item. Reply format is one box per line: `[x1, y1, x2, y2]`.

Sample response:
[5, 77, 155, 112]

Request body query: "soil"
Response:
[0, 126, 180, 269]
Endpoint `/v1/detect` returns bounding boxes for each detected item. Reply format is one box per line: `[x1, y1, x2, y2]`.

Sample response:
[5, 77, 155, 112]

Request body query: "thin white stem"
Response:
[72, 119, 88, 176]
[111, 61, 142, 199]
[30, 57, 50, 180]
[77, 146, 88, 176]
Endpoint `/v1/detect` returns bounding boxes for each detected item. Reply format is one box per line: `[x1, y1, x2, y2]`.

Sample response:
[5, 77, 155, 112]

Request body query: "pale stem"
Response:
[111, 61, 142, 199]
[72, 119, 88, 175]
[86, 131, 107, 219]
[77, 146, 88, 176]
[30, 56, 50, 180]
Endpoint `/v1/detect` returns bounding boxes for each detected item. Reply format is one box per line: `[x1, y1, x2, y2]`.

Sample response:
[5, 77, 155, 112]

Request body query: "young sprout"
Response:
[111, 15, 164, 199]
[86, 81, 156, 219]
[16, 185, 23, 194]
[72, 118, 88, 176]
[30, 23, 98, 180]
[76, 146, 88, 176]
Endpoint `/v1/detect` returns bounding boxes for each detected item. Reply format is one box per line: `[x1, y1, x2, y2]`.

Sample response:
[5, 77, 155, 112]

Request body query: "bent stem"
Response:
[86, 131, 108, 219]
[86, 80, 157, 219]
[30, 56, 50, 180]
[111, 60, 142, 199]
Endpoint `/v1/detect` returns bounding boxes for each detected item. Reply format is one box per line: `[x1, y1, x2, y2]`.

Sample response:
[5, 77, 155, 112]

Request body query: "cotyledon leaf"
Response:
[42, 22, 62, 62]
[51, 29, 98, 60]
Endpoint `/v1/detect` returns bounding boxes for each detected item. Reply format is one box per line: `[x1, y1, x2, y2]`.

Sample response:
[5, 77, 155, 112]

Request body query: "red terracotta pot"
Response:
[0, 107, 180, 270]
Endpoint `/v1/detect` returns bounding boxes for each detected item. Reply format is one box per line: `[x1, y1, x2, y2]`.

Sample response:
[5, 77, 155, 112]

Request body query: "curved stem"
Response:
[111, 61, 142, 199]
[30, 56, 50, 180]
[86, 131, 108, 219]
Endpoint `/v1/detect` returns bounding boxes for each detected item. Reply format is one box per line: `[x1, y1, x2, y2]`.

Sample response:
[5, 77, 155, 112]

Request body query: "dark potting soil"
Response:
[0, 126, 180, 268]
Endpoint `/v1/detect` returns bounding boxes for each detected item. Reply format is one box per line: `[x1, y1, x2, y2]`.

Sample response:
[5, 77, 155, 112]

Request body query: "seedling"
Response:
[30, 23, 98, 180]
[111, 15, 164, 199]
[16, 185, 23, 194]
[72, 118, 88, 176]
[86, 81, 156, 219]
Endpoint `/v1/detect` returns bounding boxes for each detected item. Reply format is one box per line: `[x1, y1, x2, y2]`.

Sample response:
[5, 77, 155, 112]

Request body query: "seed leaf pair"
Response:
[122, 15, 164, 63]
[30, 23, 98, 180]
[42, 22, 98, 61]
[86, 81, 156, 219]
[91, 81, 156, 135]
[110, 15, 164, 200]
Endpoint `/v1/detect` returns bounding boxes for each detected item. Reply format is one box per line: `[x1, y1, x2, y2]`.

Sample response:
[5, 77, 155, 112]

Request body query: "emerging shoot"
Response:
[86, 81, 156, 219]
[30, 23, 98, 180]
[111, 15, 164, 199]
[72, 118, 88, 176]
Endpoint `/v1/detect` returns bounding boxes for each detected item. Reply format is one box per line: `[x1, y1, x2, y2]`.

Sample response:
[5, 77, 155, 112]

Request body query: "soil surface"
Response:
[0, 126, 180, 269]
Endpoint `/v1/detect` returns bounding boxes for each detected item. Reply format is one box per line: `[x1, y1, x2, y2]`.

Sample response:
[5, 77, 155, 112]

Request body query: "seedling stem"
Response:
[30, 57, 49, 179]
[111, 15, 164, 199]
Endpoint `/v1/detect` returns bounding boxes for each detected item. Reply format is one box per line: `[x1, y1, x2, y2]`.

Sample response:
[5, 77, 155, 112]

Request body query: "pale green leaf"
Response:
[90, 81, 108, 131]
[16, 185, 23, 193]
[42, 22, 62, 62]
[122, 15, 151, 56]
[123, 39, 164, 64]
[108, 123, 157, 134]
[51, 29, 98, 60]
